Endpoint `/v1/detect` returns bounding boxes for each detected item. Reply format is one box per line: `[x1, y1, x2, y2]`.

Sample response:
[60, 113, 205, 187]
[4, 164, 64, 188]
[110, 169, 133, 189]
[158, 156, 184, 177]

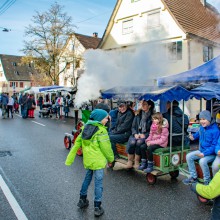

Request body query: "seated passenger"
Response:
[163, 100, 189, 146]
[212, 136, 220, 177]
[109, 100, 134, 160]
[142, 112, 169, 173]
[126, 100, 155, 169]
[183, 110, 220, 185]
[95, 97, 110, 113]
[109, 107, 118, 132]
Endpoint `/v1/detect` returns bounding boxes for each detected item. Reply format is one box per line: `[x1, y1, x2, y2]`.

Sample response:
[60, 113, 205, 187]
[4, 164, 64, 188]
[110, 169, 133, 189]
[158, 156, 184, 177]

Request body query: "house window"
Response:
[122, 19, 133, 35]
[10, 82, 17, 87]
[14, 71, 19, 75]
[147, 12, 160, 29]
[203, 46, 213, 62]
[20, 82, 24, 88]
[12, 62, 17, 66]
[167, 41, 182, 60]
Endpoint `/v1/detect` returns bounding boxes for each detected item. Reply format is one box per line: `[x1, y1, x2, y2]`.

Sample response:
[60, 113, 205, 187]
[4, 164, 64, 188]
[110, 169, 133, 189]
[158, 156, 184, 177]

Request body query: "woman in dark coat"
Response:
[27, 94, 36, 118]
[126, 100, 155, 169]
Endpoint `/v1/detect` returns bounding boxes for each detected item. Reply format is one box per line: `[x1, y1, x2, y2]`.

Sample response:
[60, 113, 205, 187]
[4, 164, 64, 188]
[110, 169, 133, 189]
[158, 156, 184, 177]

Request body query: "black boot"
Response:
[77, 195, 89, 209]
[94, 201, 104, 217]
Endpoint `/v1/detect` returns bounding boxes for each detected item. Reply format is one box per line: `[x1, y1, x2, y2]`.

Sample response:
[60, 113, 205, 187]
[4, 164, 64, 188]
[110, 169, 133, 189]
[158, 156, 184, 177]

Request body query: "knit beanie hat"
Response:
[90, 109, 108, 122]
[199, 110, 211, 122]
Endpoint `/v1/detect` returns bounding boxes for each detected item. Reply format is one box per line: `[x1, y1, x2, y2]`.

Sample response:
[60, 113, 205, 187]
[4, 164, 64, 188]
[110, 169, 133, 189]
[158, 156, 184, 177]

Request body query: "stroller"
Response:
[39, 103, 52, 118]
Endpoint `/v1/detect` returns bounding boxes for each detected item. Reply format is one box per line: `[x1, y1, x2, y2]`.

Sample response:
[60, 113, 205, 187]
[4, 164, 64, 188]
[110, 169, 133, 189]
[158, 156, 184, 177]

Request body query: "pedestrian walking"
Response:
[1, 93, 9, 119]
[7, 96, 14, 118]
[20, 93, 28, 118]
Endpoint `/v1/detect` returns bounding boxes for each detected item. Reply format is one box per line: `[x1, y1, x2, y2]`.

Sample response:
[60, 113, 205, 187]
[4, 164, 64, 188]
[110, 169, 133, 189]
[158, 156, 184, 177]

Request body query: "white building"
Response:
[99, 0, 220, 82]
[59, 33, 101, 87]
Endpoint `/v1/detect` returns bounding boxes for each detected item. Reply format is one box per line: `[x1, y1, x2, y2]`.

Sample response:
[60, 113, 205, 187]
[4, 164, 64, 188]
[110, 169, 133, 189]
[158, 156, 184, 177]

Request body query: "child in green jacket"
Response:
[191, 170, 220, 220]
[65, 109, 114, 217]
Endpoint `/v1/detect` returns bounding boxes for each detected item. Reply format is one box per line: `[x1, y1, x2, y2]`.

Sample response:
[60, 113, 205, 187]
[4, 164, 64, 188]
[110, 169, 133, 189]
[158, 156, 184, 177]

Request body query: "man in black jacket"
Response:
[109, 100, 134, 159]
[95, 97, 110, 113]
[163, 100, 189, 146]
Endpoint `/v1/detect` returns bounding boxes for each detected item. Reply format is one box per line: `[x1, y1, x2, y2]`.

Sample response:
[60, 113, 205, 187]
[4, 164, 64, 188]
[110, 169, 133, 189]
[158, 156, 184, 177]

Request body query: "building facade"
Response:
[99, 0, 220, 83]
[0, 54, 39, 96]
[59, 33, 101, 87]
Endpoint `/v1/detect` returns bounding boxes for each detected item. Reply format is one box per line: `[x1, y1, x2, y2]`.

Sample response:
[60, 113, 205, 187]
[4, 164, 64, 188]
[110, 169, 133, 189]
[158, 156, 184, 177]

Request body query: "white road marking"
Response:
[0, 175, 28, 220]
[31, 121, 46, 126]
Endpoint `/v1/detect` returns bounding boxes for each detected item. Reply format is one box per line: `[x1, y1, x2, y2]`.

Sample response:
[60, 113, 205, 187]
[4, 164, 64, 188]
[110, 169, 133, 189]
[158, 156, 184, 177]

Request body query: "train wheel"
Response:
[64, 136, 71, 150]
[146, 173, 157, 185]
[197, 195, 210, 204]
[169, 170, 179, 178]
[76, 148, 83, 156]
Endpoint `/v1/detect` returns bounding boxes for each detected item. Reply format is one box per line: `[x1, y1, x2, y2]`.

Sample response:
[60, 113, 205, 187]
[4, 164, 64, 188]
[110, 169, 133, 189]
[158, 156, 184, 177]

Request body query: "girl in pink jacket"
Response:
[144, 112, 169, 173]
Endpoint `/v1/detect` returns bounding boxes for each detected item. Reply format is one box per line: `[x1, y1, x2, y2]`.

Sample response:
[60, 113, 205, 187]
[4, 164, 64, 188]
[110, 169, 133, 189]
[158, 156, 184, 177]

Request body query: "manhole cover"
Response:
[0, 151, 12, 157]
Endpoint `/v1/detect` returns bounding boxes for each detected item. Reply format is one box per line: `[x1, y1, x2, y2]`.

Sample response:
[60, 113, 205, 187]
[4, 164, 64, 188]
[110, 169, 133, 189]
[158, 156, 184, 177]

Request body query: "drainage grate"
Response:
[0, 151, 12, 157]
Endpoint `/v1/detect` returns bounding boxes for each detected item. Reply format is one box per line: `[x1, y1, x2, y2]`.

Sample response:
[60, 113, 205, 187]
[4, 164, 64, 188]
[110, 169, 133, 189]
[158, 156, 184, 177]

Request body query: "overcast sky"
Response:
[0, 0, 219, 56]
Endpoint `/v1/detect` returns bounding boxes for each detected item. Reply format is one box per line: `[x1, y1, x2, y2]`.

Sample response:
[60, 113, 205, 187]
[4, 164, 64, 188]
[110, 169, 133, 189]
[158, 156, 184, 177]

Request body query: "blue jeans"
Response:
[212, 156, 220, 177]
[21, 105, 28, 118]
[80, 169, 104, 202]
[186, 150, 215, 181]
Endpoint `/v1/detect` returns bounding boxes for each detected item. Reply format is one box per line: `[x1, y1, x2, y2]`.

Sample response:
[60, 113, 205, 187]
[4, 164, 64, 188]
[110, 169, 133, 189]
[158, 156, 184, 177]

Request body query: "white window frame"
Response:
[147, 12, 160, 29]
[122, 19, 133, 35]
[203, 46, 213, 62]
[167, 41, 182, 61]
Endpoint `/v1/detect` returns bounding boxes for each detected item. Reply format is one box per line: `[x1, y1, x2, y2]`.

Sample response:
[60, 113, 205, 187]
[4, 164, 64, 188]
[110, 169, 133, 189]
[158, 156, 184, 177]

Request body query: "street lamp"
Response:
[0, 27, 11, 32]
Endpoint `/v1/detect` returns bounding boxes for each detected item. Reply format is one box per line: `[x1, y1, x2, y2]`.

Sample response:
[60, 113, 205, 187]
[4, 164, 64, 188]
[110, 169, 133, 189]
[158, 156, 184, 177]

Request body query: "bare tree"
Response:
[22, 2, 76, 85]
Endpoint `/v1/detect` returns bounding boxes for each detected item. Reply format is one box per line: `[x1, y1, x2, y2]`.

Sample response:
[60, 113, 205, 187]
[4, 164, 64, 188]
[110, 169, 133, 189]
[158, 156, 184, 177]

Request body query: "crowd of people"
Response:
[0, 92, 19, 119]
[65, 98, 220, 218]
[0, 92, 73, 120]
[1, 92, 219, 218]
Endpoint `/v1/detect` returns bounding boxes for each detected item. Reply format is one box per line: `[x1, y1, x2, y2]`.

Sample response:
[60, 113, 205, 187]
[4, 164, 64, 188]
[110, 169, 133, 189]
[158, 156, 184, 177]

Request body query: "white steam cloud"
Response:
[74, 43, 168, 107]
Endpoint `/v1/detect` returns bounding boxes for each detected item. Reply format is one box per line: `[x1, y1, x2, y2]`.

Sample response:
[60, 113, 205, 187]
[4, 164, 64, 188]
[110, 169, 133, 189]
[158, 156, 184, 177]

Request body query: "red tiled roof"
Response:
[75, 33, 101, 49]
[163, 0, 220, 43]
[0, 54, 38, 81]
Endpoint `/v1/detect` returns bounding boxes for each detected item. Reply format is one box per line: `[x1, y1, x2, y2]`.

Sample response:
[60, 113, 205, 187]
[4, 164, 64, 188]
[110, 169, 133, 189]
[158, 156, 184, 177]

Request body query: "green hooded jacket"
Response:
[196, 170, 220, 199]
[65, 120, 114, 170]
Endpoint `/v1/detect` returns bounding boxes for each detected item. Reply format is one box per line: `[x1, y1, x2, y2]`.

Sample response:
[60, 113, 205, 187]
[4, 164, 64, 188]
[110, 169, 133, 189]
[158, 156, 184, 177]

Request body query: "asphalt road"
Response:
[0, 111, 213, 220]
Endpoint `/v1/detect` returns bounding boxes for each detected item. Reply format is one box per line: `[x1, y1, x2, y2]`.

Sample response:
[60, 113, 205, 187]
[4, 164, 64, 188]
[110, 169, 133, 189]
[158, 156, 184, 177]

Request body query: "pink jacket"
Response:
[146, 118, 169, 147]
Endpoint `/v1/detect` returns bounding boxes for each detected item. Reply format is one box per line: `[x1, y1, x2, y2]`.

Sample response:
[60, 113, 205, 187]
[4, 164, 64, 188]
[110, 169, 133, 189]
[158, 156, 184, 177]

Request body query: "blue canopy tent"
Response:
[190, 82, 220, 100]
[39, 85, 64, 92]
[139, 85, 201, 102]
[157, 55, 220, 87]
[101, 86, 161, 99]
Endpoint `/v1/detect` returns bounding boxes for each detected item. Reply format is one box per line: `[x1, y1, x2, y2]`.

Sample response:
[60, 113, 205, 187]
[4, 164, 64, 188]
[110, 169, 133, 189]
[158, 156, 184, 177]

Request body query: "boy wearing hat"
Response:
[65, 109, 114, 217]
[183, 110, 220, 185]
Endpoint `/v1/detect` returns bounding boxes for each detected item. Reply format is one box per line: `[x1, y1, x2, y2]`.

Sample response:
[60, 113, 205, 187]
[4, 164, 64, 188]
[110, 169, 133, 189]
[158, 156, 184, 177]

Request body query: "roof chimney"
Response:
[93, 32, 98, 38]
[200, 0, 206, 6]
